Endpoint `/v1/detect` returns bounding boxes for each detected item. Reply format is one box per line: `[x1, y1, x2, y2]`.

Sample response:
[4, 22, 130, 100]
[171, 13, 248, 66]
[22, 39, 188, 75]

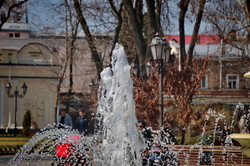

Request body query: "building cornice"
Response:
[0, 63, 60, 67]
[0, 76, 59, 79]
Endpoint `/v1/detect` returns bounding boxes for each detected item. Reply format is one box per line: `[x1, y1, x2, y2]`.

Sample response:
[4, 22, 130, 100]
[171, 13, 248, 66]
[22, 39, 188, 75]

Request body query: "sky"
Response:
[27, 0, 208, 35]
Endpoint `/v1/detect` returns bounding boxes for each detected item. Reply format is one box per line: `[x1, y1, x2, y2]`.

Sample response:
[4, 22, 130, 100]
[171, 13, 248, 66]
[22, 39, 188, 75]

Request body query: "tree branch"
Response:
[0, 0, 29, 30]
[187, 0, 206, 64]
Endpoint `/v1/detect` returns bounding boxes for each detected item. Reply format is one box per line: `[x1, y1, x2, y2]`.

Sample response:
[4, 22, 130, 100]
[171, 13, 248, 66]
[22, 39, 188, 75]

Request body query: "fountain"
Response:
[230, 104, 250, 157]
[8, 44, 145, 166]
[7, 44, 250, 165]
[8, 125, 92, 166]
[230, 133, 250, 157]
[93, 44, 145, 166]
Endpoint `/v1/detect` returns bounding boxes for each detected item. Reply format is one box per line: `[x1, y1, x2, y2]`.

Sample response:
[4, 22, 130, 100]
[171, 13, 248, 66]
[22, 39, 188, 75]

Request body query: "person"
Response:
[75, 110, 88, 135]
[137, 120, 153, 144]
[57, 109, 73, 129]
[137, 120, 153, 166]
[148, 142, 164, 165]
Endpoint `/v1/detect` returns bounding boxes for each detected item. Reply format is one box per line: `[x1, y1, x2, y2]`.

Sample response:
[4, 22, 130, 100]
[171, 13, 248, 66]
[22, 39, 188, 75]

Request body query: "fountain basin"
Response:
[230, 133, 250, 157]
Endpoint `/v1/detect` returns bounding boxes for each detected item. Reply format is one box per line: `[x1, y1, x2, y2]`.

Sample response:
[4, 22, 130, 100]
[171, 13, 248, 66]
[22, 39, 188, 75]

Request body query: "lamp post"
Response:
[5, 82, 28, 136]
[244, 71, 250, 78]
[150, 33, 171, 139]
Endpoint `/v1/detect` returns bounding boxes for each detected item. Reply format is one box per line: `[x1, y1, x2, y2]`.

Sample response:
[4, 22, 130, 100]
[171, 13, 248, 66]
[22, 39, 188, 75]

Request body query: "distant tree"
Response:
[120, 0, 208, 144]
[133, 57, 209, 144]
[30, 1, 212, 143]
[203, 0, 250, 60]
[22, 110, 31, 137]
[237, 0, 250, 42]
[64, 0, 79, 93]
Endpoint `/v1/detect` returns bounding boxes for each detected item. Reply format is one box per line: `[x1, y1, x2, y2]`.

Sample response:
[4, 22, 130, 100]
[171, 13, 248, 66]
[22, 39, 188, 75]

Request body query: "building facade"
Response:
[0, 2, 112, 131]
[0, 42, 60, 130]
[191, 44, 250, 105]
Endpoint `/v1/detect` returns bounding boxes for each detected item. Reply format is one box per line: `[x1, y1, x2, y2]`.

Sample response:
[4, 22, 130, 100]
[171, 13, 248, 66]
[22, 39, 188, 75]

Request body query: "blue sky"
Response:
[27, 0, 207, 35]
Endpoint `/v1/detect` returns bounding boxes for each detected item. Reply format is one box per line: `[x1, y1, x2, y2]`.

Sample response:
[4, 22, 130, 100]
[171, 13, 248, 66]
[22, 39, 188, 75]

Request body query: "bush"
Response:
[0, 145, 21, 154]
[184, 136, 201, 145]
[22, 110, 31, 137]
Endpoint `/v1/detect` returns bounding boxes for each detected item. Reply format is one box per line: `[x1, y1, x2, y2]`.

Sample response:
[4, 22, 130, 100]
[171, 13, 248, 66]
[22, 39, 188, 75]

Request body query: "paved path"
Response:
[0, 155, 53, 166]
[0, 155, 13, 165]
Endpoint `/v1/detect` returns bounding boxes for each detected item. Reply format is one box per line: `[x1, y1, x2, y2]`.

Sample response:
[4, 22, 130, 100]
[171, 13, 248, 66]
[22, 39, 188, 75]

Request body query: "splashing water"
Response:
[8, 44, 145, 166]
[94, 44, 144, 166]
[8, 44, 250, 165]
[8, 125, 92, 166]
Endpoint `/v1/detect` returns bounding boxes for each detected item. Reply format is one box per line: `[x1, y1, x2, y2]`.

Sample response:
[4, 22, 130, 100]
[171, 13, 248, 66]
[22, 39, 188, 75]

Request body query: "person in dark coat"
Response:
[75, 110, 88, 135]
[137, 120, 153, 144]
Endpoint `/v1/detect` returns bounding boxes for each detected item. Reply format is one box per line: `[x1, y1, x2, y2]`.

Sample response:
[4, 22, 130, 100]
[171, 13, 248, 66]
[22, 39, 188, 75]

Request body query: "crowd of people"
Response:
[57, 109, 176, 165]
[137, 120, 165, 165]
[57, 109, 88, 135]
[137, 120, 178, 165]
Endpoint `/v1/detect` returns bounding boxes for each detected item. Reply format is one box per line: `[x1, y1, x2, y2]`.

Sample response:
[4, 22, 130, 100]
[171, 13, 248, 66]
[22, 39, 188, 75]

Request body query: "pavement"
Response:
[0, 155, 13, 165]
[0, 155, 53, 166]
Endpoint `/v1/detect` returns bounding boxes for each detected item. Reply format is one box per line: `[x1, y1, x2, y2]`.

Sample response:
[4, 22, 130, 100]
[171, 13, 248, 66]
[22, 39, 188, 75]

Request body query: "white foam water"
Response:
[94, 44, 144, 166]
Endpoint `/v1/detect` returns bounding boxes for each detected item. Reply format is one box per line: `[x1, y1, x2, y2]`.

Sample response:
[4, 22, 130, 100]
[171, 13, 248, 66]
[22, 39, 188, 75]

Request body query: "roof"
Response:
[186, 44, 248, 57]
[0, 47, 19, 51]
[1, 22, 31, 32]
[166, 35, 221, 44]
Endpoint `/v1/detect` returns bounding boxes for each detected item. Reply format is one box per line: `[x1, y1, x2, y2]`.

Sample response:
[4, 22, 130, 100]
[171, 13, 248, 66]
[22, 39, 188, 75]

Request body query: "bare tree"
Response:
[130, 0, 208, 144]
[238, 0, 250, 41]
[203, 0, 250, 62]
[65, 0, 79, 93]
[73, 0, 103, 79]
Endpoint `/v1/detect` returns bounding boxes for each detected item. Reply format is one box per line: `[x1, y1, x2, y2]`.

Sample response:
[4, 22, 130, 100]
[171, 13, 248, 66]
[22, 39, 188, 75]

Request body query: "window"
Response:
[9, 33, 14, 38]
[200, 75, 208, 89]
[15, 33, 20, 38]
[17, 12, 22, 21]
[192, 74, 208, 89]
[226, 74, 239, 89]
[9, 33, 20, 38]
[9, 25, 20, 29]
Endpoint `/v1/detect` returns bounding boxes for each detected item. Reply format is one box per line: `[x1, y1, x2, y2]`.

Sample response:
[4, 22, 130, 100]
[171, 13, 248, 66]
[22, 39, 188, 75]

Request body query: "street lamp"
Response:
[244, 71, 250, 78]
[5, 82, 28, 136]
[150, 33, 171, 138]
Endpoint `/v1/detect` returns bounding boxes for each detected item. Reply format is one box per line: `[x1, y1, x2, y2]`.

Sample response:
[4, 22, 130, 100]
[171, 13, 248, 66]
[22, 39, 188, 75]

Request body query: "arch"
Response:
[17, 43, 54, 65]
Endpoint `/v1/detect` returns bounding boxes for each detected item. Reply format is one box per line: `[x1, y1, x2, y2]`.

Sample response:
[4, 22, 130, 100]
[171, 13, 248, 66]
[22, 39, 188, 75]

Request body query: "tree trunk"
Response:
[181, 127, 186, 145]
[187, 0, 206, 65]
[107, 0, 123, 62]
[178, 0, 189, 69]
[54, 62, 69, 123]
[145, 0, 161, 61]
[73, 0, 103, 79]
[0, 0, 5, 9]
[65, 0, 79, 92]
[146, 0, 158, 36]
[122, 0, 146, 71]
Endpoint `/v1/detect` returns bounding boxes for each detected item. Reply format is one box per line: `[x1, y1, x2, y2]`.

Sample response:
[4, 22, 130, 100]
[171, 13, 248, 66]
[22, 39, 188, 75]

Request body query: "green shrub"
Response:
[185, 136, 201, 145]
[22, 110, 31, 137]
[0, 145, 21, 154]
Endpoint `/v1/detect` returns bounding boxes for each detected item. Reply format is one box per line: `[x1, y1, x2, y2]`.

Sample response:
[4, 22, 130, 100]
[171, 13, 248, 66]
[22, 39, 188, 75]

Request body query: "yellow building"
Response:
[0, 43, 60, 131]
